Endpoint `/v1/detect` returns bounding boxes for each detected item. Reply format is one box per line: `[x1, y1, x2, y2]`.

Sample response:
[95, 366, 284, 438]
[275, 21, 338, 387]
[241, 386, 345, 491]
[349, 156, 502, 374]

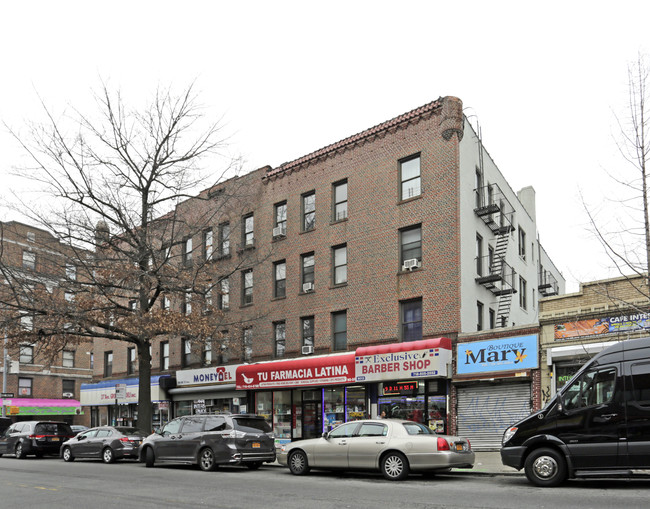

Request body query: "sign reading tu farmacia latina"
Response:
[457, 335, 538, 375]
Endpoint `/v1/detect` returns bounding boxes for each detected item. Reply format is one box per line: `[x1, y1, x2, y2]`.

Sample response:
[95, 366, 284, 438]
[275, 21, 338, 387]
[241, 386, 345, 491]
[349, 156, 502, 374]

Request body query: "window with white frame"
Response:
[243, 328, 253, 362]
[160, 342, 169, 370]
[104, 351, 113, 377]
[182, 338, 192, 367]
[519, 276, 527, 309]
[302, 316, 314, 347]
[62, 350, 74, 368]
[400, 225, 422, 268]
[183, 289, 192, 315]
[19, 344, 34, 364]
[333, 180, 348, 221]
[218, 278, 229, 310]
[127, 347, 136, 375]
[400, 154, 421, 200]
[274, 261, 286, 298]
[18, 377, 33, 397]
[183, 237, 193, 266]
[274, 321, 286, 358]
[219, 222, 230, 256]
[301, 253, 315, 292]
[274, 202, 287, 236]
[203, 340, 212, 366]
[518, 227, 526, 260]
[204, 229, 213, 260]
[242, 270, 253, 305]
[302, 192, 315, 231]
[243, 214, 254, 247]
[332, 245, 347, 285]
[22, 251, 35, 270]
[66, 263, 77, 280]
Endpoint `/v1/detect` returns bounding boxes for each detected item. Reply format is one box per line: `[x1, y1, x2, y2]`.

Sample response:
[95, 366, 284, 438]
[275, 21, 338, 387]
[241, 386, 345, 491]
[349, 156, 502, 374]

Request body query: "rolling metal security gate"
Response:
[457, 383, 531, 450]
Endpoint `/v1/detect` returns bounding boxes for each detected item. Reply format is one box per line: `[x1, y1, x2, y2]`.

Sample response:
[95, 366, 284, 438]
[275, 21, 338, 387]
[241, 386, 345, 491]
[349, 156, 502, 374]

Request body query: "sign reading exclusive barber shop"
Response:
[457, 334, 538, 375]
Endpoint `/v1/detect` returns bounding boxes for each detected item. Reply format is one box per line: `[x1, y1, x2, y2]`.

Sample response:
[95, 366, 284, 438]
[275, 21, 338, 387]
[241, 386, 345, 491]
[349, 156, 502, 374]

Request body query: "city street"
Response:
[1, 456, 649, 509]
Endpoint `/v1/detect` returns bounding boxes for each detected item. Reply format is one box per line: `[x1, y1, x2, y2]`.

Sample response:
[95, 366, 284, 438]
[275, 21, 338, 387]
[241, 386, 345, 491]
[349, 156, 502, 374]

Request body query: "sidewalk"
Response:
[451, 450, 522, 476]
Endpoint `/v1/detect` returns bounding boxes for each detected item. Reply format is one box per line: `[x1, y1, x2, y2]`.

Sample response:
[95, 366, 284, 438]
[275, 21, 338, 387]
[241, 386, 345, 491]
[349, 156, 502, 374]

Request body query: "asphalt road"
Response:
[1, 456, 649, 509]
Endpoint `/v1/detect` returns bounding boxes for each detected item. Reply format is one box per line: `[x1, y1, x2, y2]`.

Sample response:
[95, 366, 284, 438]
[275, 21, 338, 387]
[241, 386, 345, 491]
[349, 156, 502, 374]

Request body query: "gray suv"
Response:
[139, 414, 275, 471]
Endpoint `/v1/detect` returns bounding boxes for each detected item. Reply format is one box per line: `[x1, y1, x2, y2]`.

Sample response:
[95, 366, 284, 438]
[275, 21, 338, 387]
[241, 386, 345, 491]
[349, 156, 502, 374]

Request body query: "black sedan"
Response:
[61, 426, 147, 463]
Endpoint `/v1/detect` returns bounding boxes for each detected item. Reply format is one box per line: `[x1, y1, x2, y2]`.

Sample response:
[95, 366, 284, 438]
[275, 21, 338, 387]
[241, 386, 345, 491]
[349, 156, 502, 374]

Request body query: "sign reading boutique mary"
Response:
[455, 334, 539, 450]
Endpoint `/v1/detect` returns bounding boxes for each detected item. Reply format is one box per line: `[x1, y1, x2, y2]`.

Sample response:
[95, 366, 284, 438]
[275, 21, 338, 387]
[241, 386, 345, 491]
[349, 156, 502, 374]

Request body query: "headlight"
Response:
[502, 426, 517, 445]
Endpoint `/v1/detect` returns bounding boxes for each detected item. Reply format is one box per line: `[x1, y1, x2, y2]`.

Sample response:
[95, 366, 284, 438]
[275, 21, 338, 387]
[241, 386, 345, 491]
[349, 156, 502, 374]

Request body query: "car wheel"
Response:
[199, 447, 217, 472]
[144, 447, 155, 468]
[102, 447, 115, 464]
[246, 461, 263, 470]
[524, 447, 567, 487]
[288, 450, 310, 476]
[62, 447, 75, 462]
[15, 442, 27, 459]
[381, 451, 409, 481]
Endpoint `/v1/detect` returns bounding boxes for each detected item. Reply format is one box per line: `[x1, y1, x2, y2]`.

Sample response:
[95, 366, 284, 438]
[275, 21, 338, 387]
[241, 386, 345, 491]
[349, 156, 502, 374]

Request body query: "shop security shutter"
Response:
[457, 383, 531, 450]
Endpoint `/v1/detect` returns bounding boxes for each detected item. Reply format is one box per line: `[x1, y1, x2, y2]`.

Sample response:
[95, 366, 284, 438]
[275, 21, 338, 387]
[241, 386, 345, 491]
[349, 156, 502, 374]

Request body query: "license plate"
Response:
[252, 442, 261, 448]
[455, 443, 463, 451]
[51, 437, 60, 442]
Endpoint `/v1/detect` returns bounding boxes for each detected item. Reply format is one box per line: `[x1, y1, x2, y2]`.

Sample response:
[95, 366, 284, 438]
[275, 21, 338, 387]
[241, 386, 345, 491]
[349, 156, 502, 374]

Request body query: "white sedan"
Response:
[278, 419, 474, 481]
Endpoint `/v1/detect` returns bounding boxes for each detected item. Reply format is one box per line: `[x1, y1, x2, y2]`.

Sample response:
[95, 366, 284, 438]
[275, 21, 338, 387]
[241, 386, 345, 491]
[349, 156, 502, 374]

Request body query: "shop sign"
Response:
[177, 365, 237, 386]
[457, 334, 538, 375]
[355, 347, 450, 382]
[237, 354, 355, 389]
[382, 381, 419, 396]
[554, 313, 650, 340]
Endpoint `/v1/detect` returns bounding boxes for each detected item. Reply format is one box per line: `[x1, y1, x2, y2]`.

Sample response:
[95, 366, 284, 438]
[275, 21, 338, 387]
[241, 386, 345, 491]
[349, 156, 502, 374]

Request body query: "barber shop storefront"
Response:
[237, 337, 452, 445]
[453, 333, 539, 450]
[80, 375, 172, 428]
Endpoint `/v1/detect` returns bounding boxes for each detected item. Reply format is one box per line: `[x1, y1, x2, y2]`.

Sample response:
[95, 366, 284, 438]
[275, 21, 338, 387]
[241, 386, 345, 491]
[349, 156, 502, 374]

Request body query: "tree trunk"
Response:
[137, 339, 152, 433]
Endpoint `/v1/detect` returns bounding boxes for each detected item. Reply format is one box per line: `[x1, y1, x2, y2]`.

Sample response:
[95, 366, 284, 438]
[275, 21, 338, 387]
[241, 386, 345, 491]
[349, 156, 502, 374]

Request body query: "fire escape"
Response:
[474, 183, 517, 327]
[538, 270, 559, 297]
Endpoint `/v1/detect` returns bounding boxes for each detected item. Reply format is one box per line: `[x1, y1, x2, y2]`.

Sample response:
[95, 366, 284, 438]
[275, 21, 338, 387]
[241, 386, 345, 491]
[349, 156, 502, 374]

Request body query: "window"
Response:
[488, 246, 495, 274]
[62, 350, 75, 368]
[104, 351, 113, 377]
[90, 353, 94, 370]
[563, 368, 617, 411]
[519, 277, 527, 310]
[631, 362, 650, 403]
[332, 311, 347, 351]
[476, 234, 483, 276]
[332, 245, 347, 285]
[301, 253, 315, 292]
[204, 229, 213, 260]
[182, 289, 192, 315]
[219, 222, 230, 256]
[203, 340, 212, 366]
[400, 154, 421, 200]
[489, 308, 496, 329]
[19, 344, 34, 364]
[274, 202, 287, 236]
[204, 287, 213, 309]
[243, 214, 254, 247]
[243, 328, 253, 362]
[20, 314, 33, 331]
[183, 237, 193, 266]
[477, 301, 484, 331]
[400, 225, 422, 267]
[358, 423, 388, 437]
[218, 278, 230, 310]
[182, 338, 192, 367]
[62, 379, 75, 397]
[333, 180, 348, 221]
[22, 251, 36, 270]
[66, 263, 77, 280]
[274, 322, 286, 358]
[127, 347, 136, 375]
[302, 192, 315, 231]
[302, 316, 315, 347]
[161, 295, 170, 310]
[128, 299, 137, 310]
[18, 378, 32, 397]
[27, 231, 36, 242]
[274, 261, 286, 298]
[242, 269, 253, 305]
[160, 342, 169, 370]
[329, 421, 357, 438]
[518, 227, 526, 260]
[401, 299, 422, 342]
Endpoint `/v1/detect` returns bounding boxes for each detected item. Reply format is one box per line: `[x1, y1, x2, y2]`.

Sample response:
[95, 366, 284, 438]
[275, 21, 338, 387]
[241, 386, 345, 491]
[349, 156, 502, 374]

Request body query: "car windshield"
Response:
[233, 417, 272, 433]
[34, 423, 73, 435]
[115, 427, 143, 435]
[402, 422, 434, 435]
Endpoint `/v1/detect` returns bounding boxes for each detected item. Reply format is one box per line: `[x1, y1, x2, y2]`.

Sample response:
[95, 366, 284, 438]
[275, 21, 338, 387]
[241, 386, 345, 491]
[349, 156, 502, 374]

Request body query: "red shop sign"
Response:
[236, 353, 356, 390]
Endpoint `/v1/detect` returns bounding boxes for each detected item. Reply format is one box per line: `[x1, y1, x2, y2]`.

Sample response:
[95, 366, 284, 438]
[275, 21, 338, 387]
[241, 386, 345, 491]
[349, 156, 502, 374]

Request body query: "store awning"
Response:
[0, 398, 83, 416]
[237, 352, 356, 390]
[355, 337, 452, 382]
[80, 375, 170, 406]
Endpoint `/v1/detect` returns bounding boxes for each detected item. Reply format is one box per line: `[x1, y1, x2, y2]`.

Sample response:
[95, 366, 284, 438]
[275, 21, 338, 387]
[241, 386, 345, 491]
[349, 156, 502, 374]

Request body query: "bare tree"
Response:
[0, 82, 267, 432]
[583, 53, 650, 306]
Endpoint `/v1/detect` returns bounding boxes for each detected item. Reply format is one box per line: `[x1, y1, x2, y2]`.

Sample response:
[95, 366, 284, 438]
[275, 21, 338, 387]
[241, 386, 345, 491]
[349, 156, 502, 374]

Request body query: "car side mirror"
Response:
[78, 435, 86, 441]
[322, 432, 329, 439]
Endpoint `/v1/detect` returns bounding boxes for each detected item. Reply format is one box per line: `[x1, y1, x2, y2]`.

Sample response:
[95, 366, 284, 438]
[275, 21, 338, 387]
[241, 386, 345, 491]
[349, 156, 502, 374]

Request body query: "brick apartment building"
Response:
[0, 221, 92, 426]
[82, 96, 564, 440]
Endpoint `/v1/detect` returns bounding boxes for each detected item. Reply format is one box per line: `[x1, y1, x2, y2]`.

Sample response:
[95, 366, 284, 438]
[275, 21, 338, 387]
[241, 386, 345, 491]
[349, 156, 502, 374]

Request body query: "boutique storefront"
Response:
[80, 375, 172, 428]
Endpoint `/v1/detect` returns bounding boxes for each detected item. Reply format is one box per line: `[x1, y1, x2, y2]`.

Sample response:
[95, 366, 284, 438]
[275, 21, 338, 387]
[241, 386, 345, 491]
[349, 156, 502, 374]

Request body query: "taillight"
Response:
[119, 437, 130, 443]
[466, 439, 471, 450]
[437, 437, 450, 451]
[227, 430, 247, 439]
[29, 435, 46, 439]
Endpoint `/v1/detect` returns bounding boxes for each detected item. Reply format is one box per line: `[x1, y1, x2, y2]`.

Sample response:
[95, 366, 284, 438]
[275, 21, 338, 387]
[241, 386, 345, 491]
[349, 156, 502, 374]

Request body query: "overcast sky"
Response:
[1, 1, 649, 293]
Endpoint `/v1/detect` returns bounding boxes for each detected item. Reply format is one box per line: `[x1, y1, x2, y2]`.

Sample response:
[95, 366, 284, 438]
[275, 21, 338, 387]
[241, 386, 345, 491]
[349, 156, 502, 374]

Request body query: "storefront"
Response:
[169, 365, 245, 417]
[454, 334, 538, 450]
[237, 337, 453, 444]
[80, 375, 171, 428]
[0, 398, 83, 425]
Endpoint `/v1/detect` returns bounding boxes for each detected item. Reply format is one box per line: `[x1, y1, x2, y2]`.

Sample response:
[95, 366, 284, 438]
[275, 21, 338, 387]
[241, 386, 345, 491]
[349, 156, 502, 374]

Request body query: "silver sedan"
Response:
[278, 419, 474, 481]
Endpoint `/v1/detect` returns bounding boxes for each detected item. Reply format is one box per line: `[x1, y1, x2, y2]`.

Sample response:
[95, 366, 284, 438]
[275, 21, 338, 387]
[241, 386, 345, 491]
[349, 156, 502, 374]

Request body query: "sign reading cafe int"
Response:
[457, 335, 538, 375]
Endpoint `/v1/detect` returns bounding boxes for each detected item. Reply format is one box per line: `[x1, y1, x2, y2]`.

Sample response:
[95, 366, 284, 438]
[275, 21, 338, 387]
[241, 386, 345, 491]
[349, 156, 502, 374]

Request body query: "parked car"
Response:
[501, 336, 650, 487]
[61, 426, 147, 463]
[70, 425, 89, 434]
[139, 414, 275, 471]
[0, 421, 75, 458]
[278, 419, 474, 481]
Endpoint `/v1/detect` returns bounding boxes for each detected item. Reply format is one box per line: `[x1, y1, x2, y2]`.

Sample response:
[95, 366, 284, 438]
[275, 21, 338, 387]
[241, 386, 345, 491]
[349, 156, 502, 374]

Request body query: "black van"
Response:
[501, 336, 650, 486]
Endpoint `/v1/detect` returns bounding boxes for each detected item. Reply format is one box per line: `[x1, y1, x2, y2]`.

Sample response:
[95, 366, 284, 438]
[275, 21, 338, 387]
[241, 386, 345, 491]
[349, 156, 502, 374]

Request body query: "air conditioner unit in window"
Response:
[301, 345, 314, 355]
[272, 226, 286, 238]
[302, 282, 314, 293]
[402, 258, 421, 271]
[62, 392, 74, 399]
